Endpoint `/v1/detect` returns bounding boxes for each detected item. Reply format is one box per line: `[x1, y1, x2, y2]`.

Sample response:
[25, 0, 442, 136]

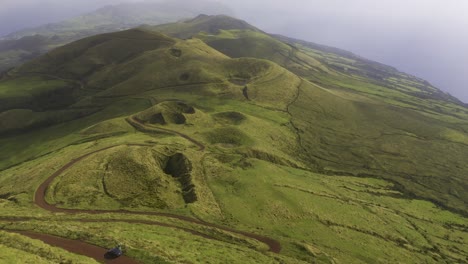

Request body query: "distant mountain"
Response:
[1, 1, 233, 40]
[0, 0, 232, 72]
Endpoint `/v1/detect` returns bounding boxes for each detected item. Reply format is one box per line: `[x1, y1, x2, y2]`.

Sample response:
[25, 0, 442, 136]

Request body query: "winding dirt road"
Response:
[9, 141, 281, 263]
[13, 231, 137, 264]
[126, 117, 205, 151]
[1, 66, 283, 262]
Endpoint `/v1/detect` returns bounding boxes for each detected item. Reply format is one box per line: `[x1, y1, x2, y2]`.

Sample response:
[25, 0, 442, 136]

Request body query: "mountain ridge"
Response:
[0, 1, 233, 40]
[0, 1, 233, 72]
[274, 34, 465, 106]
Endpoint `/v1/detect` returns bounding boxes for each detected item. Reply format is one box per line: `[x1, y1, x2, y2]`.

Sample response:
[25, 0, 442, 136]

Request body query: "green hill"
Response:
[0, 16, 466, 264]
[0, 0, 233, 72]
[146, 14, 260, 39]
[148, 15, 468, 214]
[151, 15, 464, 106]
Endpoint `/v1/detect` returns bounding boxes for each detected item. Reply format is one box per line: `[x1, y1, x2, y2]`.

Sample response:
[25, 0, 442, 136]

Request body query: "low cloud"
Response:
[219, 0, 468, 102]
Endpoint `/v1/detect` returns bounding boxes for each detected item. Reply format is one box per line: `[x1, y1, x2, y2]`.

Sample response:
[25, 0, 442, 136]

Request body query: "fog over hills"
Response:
[0, 0, 467, 103]
[229, 0, 468, 103]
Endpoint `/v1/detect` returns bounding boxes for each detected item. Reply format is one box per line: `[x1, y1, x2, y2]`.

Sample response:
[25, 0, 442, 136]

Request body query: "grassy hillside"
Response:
[149, 15, 468, 215]
[0, 16, 467, 263]
[0, 0, 233, 72]
[145, 14, 259, 39]
[150, 15, 465, 109]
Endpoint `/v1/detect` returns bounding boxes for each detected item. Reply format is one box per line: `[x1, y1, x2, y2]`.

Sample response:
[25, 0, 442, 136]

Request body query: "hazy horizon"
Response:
[1, 0, 467, 103]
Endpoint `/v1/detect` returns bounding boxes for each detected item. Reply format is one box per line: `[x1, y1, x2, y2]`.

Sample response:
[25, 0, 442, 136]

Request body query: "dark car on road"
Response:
[105, 245, 123, 259]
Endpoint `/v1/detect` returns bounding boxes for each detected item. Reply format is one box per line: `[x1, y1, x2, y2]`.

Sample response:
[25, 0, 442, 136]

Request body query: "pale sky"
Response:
[227, 0, 468, 103]
[0, 0, 467, 102]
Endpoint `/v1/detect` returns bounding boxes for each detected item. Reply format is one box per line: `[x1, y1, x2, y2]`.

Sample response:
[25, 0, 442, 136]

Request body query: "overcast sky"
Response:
[228, 0, 468, 103]
[0, 0, 467, 103]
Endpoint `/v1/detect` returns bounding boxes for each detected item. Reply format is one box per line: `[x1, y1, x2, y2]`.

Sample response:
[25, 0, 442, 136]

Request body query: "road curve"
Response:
[126, 117, 205, 151]
[33, 143, 281, 255]
[12, 231, 137, 264]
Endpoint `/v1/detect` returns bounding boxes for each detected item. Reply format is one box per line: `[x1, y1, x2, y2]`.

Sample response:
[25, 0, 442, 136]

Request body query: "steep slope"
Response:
[149, 15, 468, 215]
[0, 29, 177, 135]
[0, 27, 299, 159]
[151, 15, 465, 109]
[0, 0, 233, 72]
[0, 35, 62, 73]
[0, 16, 467, 264]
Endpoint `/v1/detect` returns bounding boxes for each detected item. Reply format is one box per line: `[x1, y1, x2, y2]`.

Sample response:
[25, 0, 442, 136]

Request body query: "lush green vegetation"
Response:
[205, 158, 467, 263]
[0, 231, 99, 263]
[0, 15, 467, 263]
[150, 15, 468, 215]
[0, 1, 233, 72]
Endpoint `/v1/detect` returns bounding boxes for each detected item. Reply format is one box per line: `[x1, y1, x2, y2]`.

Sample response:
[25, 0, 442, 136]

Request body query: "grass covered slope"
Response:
[148, 15, 468, 215]
[146, 14, 259, 39]
[0, 15, 467, 263]
[290, 81, 468, 215]
[17, 29, 176, 79]
[0, 0, 234, 72]
[0, 97, 466, 263]
[151, 15, 465, 112]
[0, 28, 297, 137]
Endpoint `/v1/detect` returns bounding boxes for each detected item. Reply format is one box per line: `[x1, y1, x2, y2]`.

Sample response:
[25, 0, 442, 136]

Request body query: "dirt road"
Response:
[13, 231, 138, 264]
[9, 143, 282, 262]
